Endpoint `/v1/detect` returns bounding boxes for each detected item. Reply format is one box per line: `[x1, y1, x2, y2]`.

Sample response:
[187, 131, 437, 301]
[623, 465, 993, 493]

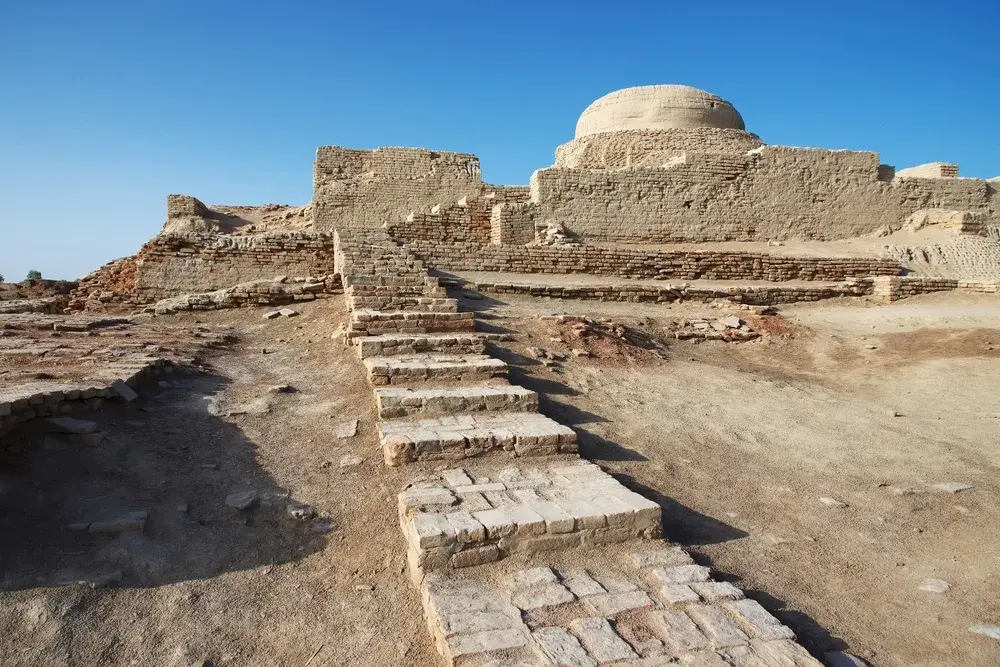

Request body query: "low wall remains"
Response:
[70, 232, 340, 311]
[402, 241, 901, 282]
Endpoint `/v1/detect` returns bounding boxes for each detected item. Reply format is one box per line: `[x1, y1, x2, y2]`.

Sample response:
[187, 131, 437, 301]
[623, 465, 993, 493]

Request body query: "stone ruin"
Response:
[9, 84, 1000, 666]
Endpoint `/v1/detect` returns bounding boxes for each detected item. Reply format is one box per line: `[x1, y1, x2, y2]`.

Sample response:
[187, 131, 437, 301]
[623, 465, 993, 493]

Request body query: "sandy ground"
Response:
[1, 290, 999, 666]
[470, 290, 1000, 667]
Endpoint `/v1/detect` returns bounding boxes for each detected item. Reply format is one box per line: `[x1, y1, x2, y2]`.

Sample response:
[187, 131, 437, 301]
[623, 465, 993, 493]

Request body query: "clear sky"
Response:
[1, 0, 998, 281]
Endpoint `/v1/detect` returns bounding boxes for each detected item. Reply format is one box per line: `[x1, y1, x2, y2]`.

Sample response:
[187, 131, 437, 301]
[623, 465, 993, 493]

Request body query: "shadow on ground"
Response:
[0, 371, 329, 591]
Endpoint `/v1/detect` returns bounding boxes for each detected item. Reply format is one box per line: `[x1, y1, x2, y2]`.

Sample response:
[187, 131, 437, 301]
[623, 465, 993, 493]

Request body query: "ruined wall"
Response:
[555, 128, 764, 168]
[518, 147, 997, 243]
[71, 233, 339, 310]
[896, 162, 959, 179]
[312, 146, 489, 230]
[403, 240, 900, 282]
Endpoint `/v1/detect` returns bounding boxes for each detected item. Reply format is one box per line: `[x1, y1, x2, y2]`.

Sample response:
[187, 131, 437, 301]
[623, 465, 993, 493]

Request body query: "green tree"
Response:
[0, 273, 4, 283]
[26, 269, 42, 283]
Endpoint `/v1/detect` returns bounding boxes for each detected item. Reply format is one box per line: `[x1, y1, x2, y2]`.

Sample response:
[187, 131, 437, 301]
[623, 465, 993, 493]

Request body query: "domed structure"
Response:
[554, 85, 760, 169]
[575, 85, 745, 138]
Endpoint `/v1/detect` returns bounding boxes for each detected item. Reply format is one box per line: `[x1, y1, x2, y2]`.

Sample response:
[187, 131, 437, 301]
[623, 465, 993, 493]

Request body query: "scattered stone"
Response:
[720, 316, 742, 329]
[819, 497, 847, 508]
[933, 482, 974, 494]
[571, 348, 591, 358]
[268, 384, 297, 394]
[824, 651, 870, 667]
[865, 344, 878, 350]
[339, 454, 363, 468]
[526, 346, 546, 360]
[286, 502, 316, 520]
[355, 584, 374, 592]
[889, 409, 901, 417]
[88, 510, 148, 533]
[334, 419, 359, 438]
[278, 308, 299, 318]
[47, 417, 98, 434]
[225, 491, 258, 511]
[919, 578, 951, 593]
[969, 625, 1000, 640]
[262, 311, 281, 320]
[110, 379, 139, 402]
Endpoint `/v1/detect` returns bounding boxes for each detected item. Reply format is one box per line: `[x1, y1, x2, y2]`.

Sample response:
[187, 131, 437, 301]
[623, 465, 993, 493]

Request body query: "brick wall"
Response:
[402, 240, 901, 282]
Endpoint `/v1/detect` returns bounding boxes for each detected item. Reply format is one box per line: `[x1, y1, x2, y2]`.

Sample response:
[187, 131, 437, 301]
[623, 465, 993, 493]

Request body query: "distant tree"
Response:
[25, 269, 42, 283]
[0, 272, 4, 283]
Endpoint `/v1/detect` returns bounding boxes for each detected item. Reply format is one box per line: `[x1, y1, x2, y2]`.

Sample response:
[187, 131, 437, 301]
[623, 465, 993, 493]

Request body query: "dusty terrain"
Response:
[1, 291, 999, 666]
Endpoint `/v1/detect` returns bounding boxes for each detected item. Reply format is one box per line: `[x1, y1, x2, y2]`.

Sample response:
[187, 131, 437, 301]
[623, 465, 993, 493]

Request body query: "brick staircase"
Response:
[334, 227, 824, 667]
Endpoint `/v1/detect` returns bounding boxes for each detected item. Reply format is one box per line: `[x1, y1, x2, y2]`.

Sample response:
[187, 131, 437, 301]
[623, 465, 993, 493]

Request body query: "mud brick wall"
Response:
[519, 147, 998, 244]
[871, 276, 1000, 302]
[555, 127, 765, 169]
[71, 233, 339, 310]
[459, 278, 874, 306]
[388, 201, 493, 245]
[402, 241, 902, 282]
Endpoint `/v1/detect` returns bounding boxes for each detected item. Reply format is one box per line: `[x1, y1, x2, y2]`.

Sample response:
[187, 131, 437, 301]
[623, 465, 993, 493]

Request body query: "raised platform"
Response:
[347, 294, 459, 313]
[356, 333, 486, 359]
[381, 413, 577, 466]
[399, 462, 657, 580]
[376, 385, 538, 419]
[419, 546, 821, 667]
[347, 309, 476, 338]
[364, 354, 507, 386]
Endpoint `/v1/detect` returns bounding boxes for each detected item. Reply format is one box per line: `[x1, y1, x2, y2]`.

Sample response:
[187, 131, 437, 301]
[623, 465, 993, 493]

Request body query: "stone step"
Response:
[342, 275, 440, 289]
[356, 333, 486, 359]
[417, 548, 819, 667]
[398, 461, 656, 580]
[348, 311, 475, 338]
[364, 353, 506, 386]
[347, 295, 459, 313]
[376, 385, 538, 418]
[346, 284, 447, 298]
[379, 411, 575, 466]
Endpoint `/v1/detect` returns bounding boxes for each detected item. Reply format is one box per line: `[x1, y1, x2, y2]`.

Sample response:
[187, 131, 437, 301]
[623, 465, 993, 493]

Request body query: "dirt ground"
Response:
[1, 290, 999, 666]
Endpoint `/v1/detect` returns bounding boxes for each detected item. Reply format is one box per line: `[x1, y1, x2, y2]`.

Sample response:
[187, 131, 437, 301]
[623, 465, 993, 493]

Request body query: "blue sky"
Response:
[1, 0, 998, 281]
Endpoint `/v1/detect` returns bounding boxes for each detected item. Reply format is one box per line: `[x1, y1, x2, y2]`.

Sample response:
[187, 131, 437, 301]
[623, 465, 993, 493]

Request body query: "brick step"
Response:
[364, 353, 506, 385]
[347, 311, 475, 338]
[376, 385, 538, 418]
[356, 333, 486, 359]
[379, 411, 576, 466]
[418, 549, 817, 667]
[342, 275, 439, 289]
[346, 284, 447, 298]
[347, 295, 459, 313]
[398, 461, 655, 580]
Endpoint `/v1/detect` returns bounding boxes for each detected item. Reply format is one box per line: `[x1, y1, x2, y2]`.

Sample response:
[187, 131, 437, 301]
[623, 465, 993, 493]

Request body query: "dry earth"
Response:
[1, 291, 999, 666]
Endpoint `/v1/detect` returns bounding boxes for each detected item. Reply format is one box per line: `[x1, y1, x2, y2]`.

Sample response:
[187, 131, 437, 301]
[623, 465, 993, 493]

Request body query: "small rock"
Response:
[268, 384, 297, 394]
[278, 308, 299, 318]
[47, 417, 98, 434]
[110, 379, 139, 402]
[720, 316, 742, 329]
[969, 625, 1000, 640]
[824, 651, 869, 667]
[526, 346, 546, 360]
[225, 491, 258, 511]
[355, 584, 374, 592]
[571, 348, 591, 358]
[286, 502, 316, 521]
[933, 482, 974, 494]
[919, 578, 950, 593]
[262, 311, 281, 320]
[819, 497, 847, 508]
[175, 503, 190, 513]
[889, 409, 901, 417]
[865, 344, 878, 350]
[334, 419, 359, 439]
[88, 510, 148, 534]
[339, 455, 363, 468]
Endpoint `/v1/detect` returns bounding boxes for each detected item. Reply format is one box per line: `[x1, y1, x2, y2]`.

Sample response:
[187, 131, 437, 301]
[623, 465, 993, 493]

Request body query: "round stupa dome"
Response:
[575, 85, 745, 138]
